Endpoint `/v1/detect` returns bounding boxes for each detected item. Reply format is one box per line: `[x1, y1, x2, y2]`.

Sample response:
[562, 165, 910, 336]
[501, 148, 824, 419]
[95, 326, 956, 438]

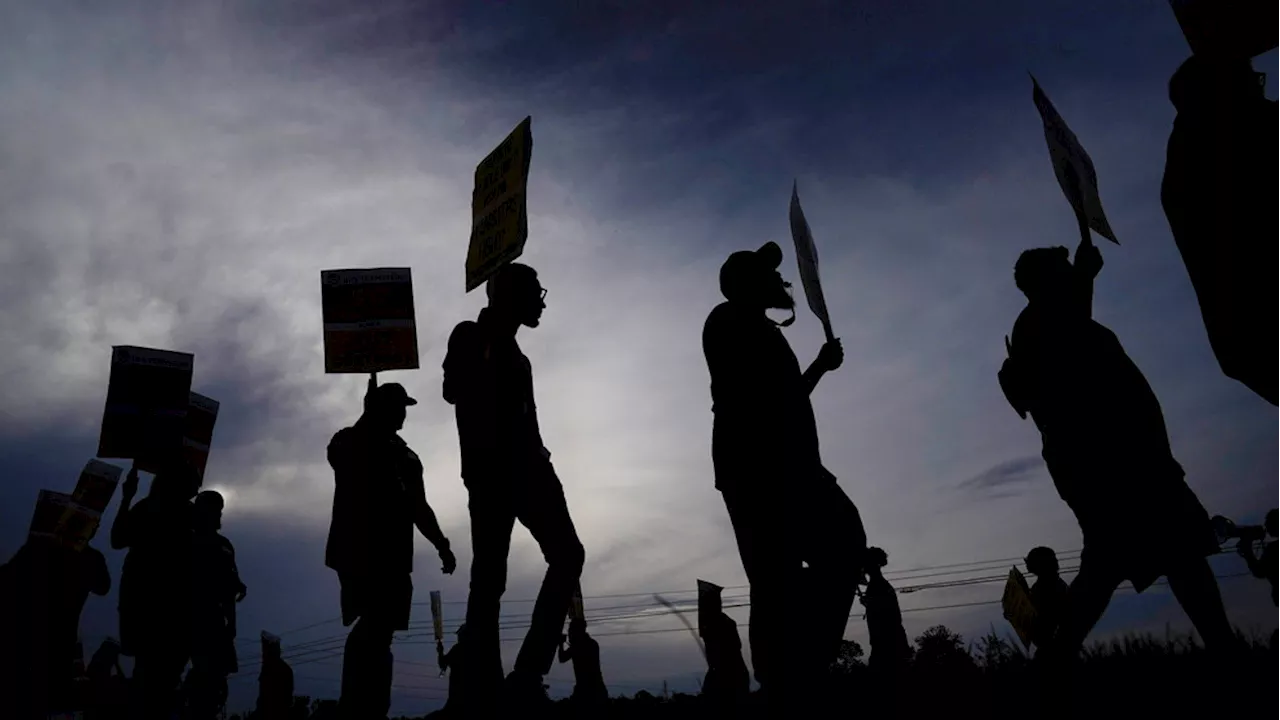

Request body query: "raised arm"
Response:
[110, 466, 140, 550]
[802, 339, 843, 395]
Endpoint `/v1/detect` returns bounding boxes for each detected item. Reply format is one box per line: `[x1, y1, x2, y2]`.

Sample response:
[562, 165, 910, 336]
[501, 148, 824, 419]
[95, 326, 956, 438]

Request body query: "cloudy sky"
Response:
[1, 0, 1275, 714]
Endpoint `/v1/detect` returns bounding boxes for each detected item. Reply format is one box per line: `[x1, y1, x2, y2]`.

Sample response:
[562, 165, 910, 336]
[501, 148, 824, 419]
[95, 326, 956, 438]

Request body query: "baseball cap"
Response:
[368, 382, 418, 407]
[719, 241, 784, 301]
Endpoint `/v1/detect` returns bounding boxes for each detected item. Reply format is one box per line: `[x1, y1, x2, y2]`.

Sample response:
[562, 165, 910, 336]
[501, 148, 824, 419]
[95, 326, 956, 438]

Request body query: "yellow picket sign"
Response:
[465, 116, 533, 292]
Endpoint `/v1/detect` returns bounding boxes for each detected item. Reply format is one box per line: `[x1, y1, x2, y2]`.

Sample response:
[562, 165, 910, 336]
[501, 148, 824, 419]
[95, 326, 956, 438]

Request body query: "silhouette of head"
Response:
[1025, 546, 1059, 577]
[865, 546, 889, 573]
[719, 242, 794, 311]
[1014, 247, 1072, 305]
[364, 382, 416, 432]
[1267, 509, 1278, 538]
[486, 263, 546, 328]
[194, 490, 225, 532]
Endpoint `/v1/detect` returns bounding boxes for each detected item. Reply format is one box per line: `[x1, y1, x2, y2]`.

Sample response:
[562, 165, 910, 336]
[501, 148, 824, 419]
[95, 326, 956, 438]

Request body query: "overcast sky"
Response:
[1, 1, 1275, 714]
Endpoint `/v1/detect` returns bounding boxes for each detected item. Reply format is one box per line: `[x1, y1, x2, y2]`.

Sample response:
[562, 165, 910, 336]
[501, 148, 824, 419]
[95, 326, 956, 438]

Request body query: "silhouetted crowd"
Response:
[1, 12, 1277, 720]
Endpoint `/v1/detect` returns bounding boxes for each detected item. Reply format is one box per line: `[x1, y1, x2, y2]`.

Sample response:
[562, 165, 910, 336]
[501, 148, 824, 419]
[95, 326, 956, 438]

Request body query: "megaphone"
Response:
[1211, 515, 1265, 544]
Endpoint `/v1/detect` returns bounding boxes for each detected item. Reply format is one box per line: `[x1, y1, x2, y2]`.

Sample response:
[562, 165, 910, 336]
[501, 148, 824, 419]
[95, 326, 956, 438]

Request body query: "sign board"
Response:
[569, 584, 585, 623]
[430, 590, 444, 642]
[71, 460, 123, 514]
[30, 490, 74, 541]
[789, 181, 835, 341]
[321, 268, 419, 374]
[181, 392, 219, 480]
[29, 491, 101, 552]
[56, 503, 103, 553]
[1030, 76, 1118, 245]
[466, 116, 533, 292]
[97, 346, 195, 463]
[697, 579, 723, 639]
[1170, 0, 1277, 60]
[1001, 567, 1037, 652]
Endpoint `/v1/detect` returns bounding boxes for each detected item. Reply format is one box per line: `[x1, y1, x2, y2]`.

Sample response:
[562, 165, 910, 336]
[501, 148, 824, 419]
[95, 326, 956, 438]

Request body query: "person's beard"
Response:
[766, 281, 796, 311]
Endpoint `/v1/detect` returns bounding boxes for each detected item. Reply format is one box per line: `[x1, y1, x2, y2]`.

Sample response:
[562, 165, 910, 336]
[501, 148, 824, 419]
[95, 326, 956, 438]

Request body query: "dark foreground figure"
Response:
[1161, 53, 1277, 406]
[326, 381, 456, 719]
[998, 236, 1236, 659]
[443, 263, 586, 710]
[702, 241, 865, 712]
[112, 462, 200, 720]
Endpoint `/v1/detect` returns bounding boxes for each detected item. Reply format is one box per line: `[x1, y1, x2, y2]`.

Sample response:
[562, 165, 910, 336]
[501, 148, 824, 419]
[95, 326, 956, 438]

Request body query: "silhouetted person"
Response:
[256, 633, 294, 720]
[1024, 546, 1069, 651]
[701, 241, 863, 706]
[185, 490, 247, 720]
[998, 237, 1236, 659]
[861, 547, 910, 676]
[0, 527, 110, 718]
[111, 461, 199, 720]
[326, 381, 456, 720]
[700, 610, 749, 715]
[442, 263, 586, 708]
[1161, 55, 1277, 406]
[558, 617, 607, 706]
[85, 638, 128, 720]
[1237, 509, 1278, 606]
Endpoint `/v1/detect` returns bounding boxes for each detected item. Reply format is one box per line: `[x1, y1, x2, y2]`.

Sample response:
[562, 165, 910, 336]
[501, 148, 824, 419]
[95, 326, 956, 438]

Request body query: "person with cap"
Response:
[442, 262, 585, 709]
[701, 241, 863, 709]
[997, 235, 1237, 661]
[326, 380, 456, 720]
[184, 490, 246, 720]
[111, 460, 200, 720]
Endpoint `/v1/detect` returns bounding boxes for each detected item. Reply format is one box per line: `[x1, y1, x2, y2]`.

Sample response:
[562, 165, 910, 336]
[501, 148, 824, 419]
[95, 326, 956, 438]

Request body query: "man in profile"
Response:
[185, 490, 246, 720]
[998, 236, 1236, 659]
[443, 262, 585, 709]
[702, 241, 863, 709]
[326, 382, 456, 719]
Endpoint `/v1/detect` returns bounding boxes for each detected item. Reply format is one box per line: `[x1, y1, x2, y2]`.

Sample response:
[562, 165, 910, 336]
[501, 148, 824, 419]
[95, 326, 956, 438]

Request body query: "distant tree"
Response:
[912, 625, 975, 673]
[831, 639, 866, 675]
[975, 629, 1026, 672]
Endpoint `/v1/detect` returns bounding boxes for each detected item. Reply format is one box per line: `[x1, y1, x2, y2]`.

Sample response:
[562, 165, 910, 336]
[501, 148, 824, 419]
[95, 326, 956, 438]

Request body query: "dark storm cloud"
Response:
[957, 456, 1046, 498]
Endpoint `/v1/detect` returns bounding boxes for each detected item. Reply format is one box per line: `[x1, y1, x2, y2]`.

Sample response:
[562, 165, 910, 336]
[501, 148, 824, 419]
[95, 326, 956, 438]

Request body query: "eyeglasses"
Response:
[539, 288, 548, 301]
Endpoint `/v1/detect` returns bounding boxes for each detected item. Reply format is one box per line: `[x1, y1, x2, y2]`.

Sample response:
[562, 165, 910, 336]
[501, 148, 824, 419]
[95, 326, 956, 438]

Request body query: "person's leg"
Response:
[1041, 556, 1122, 661]
[1166, 555, 1238, 651]
[511, 467, 585, 679]
[721, 488, 795, 702]
[463, 490, 516, 696]
[802, 483, 866, 672]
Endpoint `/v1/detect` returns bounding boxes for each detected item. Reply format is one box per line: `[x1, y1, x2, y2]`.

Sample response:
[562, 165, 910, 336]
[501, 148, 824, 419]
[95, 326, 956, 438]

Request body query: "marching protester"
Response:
[326, 380, 457, 719]
[702, 241, 865, 712]
[443, 263, 586, 709]
[998, 235, 1237, 660]
[112, 461, 200, 720]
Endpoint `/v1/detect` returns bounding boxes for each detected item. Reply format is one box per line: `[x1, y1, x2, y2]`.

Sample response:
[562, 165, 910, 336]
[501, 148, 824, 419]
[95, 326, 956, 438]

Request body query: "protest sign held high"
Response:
[789, 181, 835, 341]
[321, 267, 419, 374]
[182, 392, 220, 480]
[466, 116, 533, 292]
[98, 346, 195, 465]
[1031, 76, 1118, 245]
[71, 460, 123, 514]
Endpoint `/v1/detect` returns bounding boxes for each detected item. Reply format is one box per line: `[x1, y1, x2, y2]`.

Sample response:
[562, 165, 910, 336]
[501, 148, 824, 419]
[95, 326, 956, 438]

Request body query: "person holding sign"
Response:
[1024, 546, 1069, 651]
[442, 262, 585, 709]
[997, 236, 1237, 660]
[860, 547, 910, 678]
[185, 490, 247, 720]
[0, 494, 111, 719]
[325, 382, 456, 719]
[701, 241, 864, 710]
[111, 460, 200, 720]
